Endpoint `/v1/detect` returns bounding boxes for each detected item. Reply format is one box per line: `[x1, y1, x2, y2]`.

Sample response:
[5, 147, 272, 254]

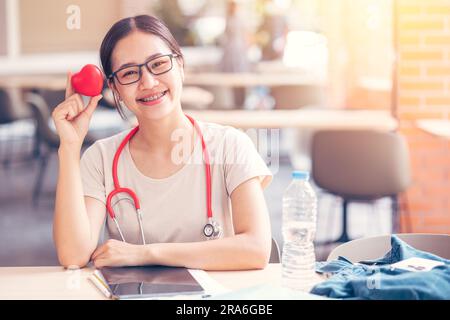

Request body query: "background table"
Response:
[416, 119, 450, 140]
[185, 109, 397, 130]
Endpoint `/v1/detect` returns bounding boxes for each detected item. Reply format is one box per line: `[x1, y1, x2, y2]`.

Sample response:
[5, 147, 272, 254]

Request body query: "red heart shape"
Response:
[71, 64, 104, 97]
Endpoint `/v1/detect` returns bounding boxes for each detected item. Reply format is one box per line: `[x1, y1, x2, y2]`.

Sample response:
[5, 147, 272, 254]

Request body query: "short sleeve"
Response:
[80, 142, 107, 204]
[223, 129, 273, 196]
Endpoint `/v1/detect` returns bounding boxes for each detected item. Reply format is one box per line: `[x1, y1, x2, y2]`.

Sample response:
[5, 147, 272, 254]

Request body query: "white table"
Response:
[416, 119, 450, 140]
[185, 109, 397, 130]
[0, 264, 324, 300]
[184, 72, 325, 87]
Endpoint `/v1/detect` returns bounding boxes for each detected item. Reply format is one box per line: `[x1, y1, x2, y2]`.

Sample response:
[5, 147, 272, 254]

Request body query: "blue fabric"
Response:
[311, 235, 450, 300]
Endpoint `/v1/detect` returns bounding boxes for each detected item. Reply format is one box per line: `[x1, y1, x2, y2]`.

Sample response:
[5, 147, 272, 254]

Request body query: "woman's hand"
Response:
[52, 72, 103, 149]
[91, 239, 145, 268]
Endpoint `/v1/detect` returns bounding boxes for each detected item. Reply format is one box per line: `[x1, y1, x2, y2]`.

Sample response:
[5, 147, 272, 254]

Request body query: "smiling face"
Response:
[109, 31, 184, 120]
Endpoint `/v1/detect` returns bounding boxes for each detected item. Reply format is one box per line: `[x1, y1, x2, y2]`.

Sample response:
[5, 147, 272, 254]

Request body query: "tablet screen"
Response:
[99, 266, 205, 299]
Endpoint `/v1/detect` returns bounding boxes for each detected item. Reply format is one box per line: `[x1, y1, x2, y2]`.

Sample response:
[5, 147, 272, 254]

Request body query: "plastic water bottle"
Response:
[281, 170, 317, 291]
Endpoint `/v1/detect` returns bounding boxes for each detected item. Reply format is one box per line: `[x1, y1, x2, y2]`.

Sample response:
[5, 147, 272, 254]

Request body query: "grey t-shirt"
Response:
[80, 121, 272, 245]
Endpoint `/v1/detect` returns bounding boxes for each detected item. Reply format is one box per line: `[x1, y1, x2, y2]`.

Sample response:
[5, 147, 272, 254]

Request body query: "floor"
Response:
[0, 129, 394, 267]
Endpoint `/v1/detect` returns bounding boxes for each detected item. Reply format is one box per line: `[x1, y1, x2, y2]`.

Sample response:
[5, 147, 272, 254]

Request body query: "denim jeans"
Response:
[311, 235, 450, 300]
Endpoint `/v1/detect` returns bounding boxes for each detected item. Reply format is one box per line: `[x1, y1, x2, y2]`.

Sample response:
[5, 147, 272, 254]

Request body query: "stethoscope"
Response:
[106, 114, 222, 244]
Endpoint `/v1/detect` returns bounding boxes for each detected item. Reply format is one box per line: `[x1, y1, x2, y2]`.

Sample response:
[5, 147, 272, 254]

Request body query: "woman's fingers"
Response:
[64, 92, 102, 119]
[52, 101, 74, 121]
[60, 101, 74, 120]
[91, 243, 108, 261]
[92, 239, 117, 260]
[66, 104, 78, 121]
[93, 258, 107, 269]
[64, 93, 83, 110]
[72, 94, 85, 114]
[91, 240, 133, 268]
[84, 94, 103, 117]
[65, 71, 75, 99]
[54, 94, 86, 121]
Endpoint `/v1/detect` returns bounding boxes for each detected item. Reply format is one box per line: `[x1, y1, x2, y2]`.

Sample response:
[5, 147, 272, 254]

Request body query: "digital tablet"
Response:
[96, 266, 206, 299]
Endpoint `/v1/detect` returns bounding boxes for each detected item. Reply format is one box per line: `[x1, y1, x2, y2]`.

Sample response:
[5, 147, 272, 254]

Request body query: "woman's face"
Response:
[109, 31, 184, 120]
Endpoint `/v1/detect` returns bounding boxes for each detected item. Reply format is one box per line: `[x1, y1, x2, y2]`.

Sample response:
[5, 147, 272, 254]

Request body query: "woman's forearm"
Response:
[53, 145, 94, 267]
[143, 234, 271, 271]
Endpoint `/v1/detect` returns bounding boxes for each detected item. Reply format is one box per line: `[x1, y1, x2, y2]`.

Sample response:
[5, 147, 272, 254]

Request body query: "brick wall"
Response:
[396, 0, 450, 233]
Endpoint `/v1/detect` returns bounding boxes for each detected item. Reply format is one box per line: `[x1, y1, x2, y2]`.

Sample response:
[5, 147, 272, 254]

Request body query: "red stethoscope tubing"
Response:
[190, 115, 213, 219]
[106, 115, 213, 221]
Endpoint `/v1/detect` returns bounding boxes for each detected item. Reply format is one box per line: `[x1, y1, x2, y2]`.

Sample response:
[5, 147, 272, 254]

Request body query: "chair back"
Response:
[0, 88, 32, 124]
[311, 130, 411, 200]
[25, 92, 60, 148]
[327, 233, 450, 262]
[270, 238, 281, 263]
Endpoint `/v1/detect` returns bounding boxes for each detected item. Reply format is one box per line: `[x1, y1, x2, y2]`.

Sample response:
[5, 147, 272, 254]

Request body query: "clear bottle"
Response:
[281, 170, 317, 291]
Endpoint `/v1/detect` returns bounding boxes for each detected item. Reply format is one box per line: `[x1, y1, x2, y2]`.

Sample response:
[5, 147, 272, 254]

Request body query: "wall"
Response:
[0, 0, 7, 56]
[318, 0, 393, 110]
[396, 0, 450, 233]
[19, 0, 120, 53]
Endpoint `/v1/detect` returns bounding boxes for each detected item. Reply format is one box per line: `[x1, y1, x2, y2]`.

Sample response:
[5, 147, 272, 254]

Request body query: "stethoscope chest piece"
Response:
[203, 218, 222, 240]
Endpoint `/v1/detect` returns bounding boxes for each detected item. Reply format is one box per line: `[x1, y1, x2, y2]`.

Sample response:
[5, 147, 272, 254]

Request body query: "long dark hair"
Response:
[100, 15, 184, 118]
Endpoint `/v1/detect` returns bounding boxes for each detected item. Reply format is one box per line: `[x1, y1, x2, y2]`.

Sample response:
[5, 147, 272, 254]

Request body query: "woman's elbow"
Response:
[53, 236, 94, 268]
[248, 240, 271, 270]
[252, 254, 269, 270]
[55, 243, 93, 269]
[57, 253, 91, 269]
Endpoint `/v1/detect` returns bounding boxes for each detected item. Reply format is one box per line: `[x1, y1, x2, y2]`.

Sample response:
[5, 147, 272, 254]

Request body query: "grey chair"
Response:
[0, 88, 35, 168]
[269, 238, 281, 263]
[26, 90, 127, 204]
[311, 130, 411, 244]
[25, 92, 96, 204]
[327, 233, 450, 262]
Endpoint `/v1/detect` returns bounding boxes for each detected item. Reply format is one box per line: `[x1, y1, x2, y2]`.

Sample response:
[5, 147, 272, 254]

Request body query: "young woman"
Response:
[52, 15, 272, 271]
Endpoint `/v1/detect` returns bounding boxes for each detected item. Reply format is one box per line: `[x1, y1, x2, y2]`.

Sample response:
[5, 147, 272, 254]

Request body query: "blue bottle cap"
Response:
[292, 170, 310, 180]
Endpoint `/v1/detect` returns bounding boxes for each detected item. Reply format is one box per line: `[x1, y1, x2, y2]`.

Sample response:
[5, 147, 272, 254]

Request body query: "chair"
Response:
[327, 233, 450, 262]
[25, 92, 96, 204]
[0, 88, 35, 168]
[311, 130, 411, 244]
[269, 238, 281, 263]
[27, 90, 127, 204]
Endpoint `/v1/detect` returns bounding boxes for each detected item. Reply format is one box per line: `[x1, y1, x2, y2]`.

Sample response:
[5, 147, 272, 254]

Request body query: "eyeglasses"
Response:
[108, 53, 179, 85]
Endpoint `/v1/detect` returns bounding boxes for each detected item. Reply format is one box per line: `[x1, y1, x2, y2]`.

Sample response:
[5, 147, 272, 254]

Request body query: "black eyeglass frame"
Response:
[107, 53, 179, 85]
